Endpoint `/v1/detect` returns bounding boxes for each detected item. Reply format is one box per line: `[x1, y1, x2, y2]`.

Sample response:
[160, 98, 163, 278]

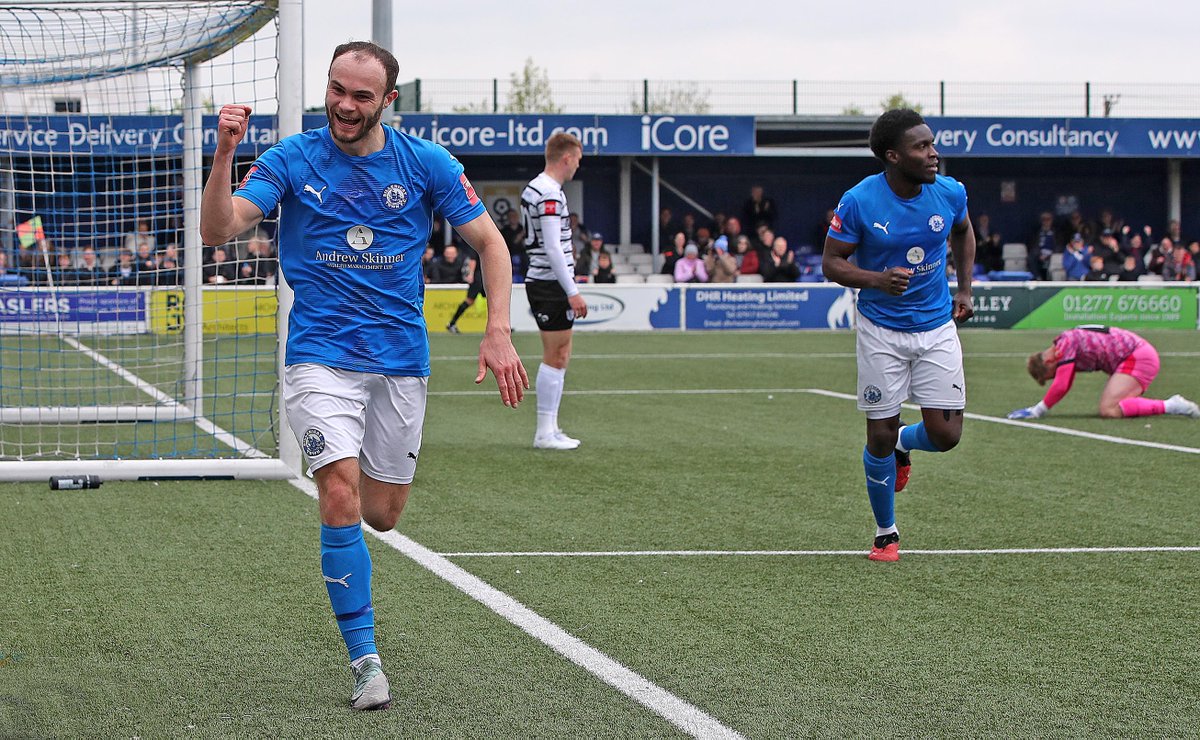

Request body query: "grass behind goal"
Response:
[2, 330, 1198, 737]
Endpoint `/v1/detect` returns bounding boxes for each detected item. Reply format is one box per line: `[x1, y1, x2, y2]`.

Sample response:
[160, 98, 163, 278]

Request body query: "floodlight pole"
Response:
[372, 0, 392, 52]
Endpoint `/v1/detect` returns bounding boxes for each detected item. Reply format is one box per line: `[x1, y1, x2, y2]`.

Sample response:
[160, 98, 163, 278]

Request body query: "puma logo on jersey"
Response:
[872, 221, 890, 235]
[303, 184, 327, 204]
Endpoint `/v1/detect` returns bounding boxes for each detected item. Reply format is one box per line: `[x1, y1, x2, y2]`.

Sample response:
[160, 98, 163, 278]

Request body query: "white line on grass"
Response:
[440, 546, 1200, 558]
[61, 336, 271, 458]
[431, 350, 1200, 362]
[288, 477, 744, 740]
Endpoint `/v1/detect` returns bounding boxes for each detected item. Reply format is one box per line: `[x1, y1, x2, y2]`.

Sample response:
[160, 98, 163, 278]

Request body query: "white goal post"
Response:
[0, 0, 303, 481]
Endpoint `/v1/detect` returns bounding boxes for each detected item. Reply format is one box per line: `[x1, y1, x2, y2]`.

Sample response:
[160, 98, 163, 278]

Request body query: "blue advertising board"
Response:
[0, 288, 144, 323]
[927, 117, 1200, 158]
[0, 113, 756, 157]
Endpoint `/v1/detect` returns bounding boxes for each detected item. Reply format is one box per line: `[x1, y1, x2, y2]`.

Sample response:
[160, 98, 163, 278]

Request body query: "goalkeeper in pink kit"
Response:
[1008, 326, 1200, 420]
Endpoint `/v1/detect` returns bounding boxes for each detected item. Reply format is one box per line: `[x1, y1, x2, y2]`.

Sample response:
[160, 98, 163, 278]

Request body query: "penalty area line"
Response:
[288, 477, 743, 740]
[439, 546, 1200, 558]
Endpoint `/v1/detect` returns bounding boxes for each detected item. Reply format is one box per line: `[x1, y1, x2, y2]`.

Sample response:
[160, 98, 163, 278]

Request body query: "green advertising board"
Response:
[963, 285, 1198, 330]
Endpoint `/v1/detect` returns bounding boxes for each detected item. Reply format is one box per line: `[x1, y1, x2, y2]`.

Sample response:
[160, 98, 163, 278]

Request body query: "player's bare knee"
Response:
[1099, 405, 1123, 419]
[363, 508, 400, 532]
[929, 428, 961, 451]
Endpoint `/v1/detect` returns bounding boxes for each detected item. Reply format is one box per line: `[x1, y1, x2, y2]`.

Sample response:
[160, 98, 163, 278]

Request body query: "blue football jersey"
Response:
[828, 172, 968, 333]
[235, 126, 485, 375]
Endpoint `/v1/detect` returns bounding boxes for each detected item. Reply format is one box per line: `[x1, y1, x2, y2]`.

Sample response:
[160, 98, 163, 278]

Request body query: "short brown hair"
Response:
[330, 41, 399, 97]
[545, 131, 582, 163]
[1026, 352, 1053, 385]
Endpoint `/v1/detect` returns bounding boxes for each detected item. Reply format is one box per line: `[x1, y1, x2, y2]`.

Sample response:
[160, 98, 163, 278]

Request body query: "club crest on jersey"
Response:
[907, 246, 925, 264]
[347, 225, 373, 251]
[928, 214, 945, 232]
[863, 385, 883, 405]
[302, 428, 326, 457]
[382, 183, 408, 209]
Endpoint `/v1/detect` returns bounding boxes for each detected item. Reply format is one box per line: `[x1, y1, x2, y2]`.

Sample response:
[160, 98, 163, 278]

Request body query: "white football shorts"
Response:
[283, 363, 428, 484]
[855, 311, 966, 419]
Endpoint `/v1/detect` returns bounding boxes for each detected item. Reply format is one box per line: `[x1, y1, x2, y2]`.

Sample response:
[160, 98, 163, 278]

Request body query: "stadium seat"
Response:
[615, 273, 645, 283]
[626, 253, 653, 267]
[1048, 253, 1065, 281]
[736, 274, 764, 283]
[1002, 243, 1028, 272]
[986, 270, 1034, 281]
[644, 274, 674, 284]
[1137, 273, 1164, 282]
[610, 263, 635, 275]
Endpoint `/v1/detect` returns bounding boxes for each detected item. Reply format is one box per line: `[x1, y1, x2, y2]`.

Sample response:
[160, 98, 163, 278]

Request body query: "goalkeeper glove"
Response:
[1007, 400, 1048, 420]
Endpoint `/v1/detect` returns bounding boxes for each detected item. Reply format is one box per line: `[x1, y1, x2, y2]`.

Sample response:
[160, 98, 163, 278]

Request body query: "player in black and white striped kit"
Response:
[522, 131, 588, 450]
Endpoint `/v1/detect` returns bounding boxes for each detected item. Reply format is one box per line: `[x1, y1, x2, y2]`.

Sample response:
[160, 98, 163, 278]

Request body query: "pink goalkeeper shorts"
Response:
[1116, 342, 1160, 391]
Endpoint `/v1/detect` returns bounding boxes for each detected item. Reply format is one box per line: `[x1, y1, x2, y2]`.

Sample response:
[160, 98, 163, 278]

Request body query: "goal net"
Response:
[0, 0, 294, 480]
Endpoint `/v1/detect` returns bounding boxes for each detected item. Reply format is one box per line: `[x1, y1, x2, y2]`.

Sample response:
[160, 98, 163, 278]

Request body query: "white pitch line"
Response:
[440, 546, 1200, 558]
[288, 477, 743, 740]
[431, 350, 1200, 362]
[61, 336, 271, 458]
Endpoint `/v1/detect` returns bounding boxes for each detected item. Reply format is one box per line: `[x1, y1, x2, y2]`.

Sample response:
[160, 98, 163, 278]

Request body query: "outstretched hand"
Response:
[1007, 405, 1045, 420]
[475, 329, 529, 407]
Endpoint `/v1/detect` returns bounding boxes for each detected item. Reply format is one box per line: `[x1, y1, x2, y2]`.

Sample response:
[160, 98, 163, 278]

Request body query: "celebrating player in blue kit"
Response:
[822, 108, 975, 562]
[200, 41, 527, 710]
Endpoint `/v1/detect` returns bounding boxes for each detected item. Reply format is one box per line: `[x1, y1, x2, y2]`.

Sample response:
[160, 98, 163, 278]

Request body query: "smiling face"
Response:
[325, 53, 396, 154]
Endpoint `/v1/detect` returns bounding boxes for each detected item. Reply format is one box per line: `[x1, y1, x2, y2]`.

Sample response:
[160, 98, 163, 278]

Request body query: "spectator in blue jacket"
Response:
[1062, 233, 1092, 280]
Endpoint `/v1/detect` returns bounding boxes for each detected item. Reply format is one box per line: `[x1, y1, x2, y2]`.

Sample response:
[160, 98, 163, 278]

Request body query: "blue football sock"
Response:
[900, 421, 942, 453]
[320, 523, 377, 662]
[863, 446, 896, 529]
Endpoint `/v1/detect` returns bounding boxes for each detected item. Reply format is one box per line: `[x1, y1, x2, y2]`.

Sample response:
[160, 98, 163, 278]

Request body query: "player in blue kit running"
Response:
[200, 41, 528, 710]
[822, 109, 976, 562]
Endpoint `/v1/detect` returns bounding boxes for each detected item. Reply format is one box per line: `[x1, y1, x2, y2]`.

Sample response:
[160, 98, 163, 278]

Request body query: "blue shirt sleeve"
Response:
[427, 146, 486, 227]
[829, 192, 862, 244]
[233, 142, 288, 218]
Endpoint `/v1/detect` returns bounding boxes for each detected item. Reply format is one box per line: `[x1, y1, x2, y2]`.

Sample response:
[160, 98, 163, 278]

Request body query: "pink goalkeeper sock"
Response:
[1119, 397, 1165, 417]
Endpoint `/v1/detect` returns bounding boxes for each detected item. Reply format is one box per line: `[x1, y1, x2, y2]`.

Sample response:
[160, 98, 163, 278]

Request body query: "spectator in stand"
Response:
[673, 243, 708, 283]
[711, 211, 728, 239]
[1093, 230, 1123, 275]
[134, 241, 159, 285]
[754, 224, 776, 255]
[425, 243, 465, 283]
[1144, 237, 1172, 276]
[52, 252, 78, 285]
[238, 232, 277, 284]
[109, 250, 138, 286]
[1163, 241, 1196, 282]
[1189, 240, 1200, 263]
[420, 244, 435, 282]
[203, 245, 237, 285]
[1165, 218, 1184, 246]
[736, 234, 760, 275]
[723, 216, 744, 245]
[0, 250, 29, 286]
[123, 219, 157, 259]
[575, 231, 604, 282]
[704, 235, 738, 283]
[426, 217, 447, 254]
[658, 207, 676, 252]
[592, 251, 616, 284]
[661, 231, 685, 275]
[498, 209, 526, 278]
[977, 232, 1004, 273]
[1061, 210, 1093, 247]
[760, 236, 800, 282]
[742, 184, 777, 230]
[1027, 211, 1059, 279]
[680, 212, 697, 243]
[156, 243, 181, 286]
[1083, 254, 1109, 282]
[973, 213, 994, 245]
[75, 246, 105, 286]
[1061, 233, 1091, 280]
[568, 213, 589, 259]
[694, 226, 713, 256]
[1118, 254, 1142, 282]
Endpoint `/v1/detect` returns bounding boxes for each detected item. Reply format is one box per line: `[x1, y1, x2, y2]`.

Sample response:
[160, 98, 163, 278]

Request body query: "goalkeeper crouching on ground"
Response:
[200, 41, 527, 711]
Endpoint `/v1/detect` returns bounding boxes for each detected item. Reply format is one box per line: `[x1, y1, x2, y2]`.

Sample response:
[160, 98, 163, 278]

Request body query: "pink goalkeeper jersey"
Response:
[1053, 326, 1145, 374]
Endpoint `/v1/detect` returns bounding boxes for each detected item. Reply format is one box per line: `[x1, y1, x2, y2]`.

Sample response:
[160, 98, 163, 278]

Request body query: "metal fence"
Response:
[396, 79, 1200, 118]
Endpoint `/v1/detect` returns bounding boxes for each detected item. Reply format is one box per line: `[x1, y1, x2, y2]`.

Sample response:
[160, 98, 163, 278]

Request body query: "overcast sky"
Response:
[301, 0, 1200, 110]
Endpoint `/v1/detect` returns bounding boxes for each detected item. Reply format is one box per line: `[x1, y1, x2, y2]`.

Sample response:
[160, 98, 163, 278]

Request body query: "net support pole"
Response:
[276, 0, 304, 475]
[182, 59, 204, 419]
